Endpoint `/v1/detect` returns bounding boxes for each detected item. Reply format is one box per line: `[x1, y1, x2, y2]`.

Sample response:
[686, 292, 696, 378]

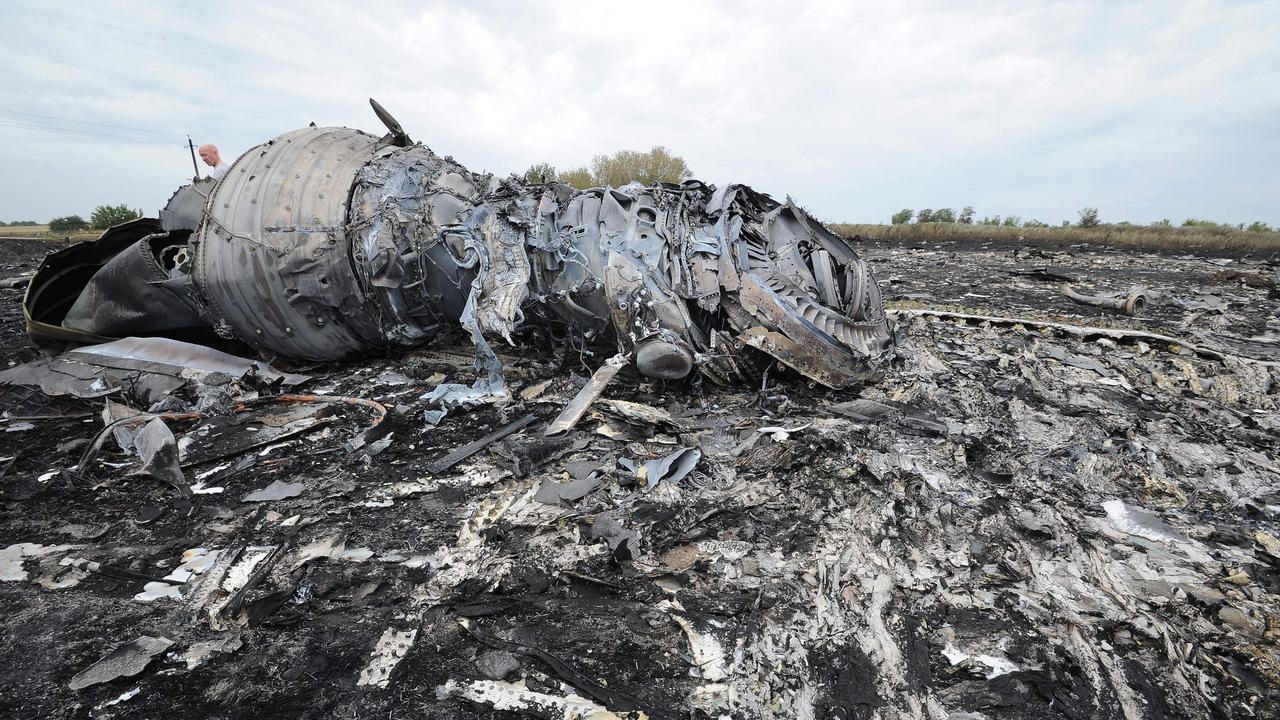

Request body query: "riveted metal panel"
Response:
[192, 127, 382, 360]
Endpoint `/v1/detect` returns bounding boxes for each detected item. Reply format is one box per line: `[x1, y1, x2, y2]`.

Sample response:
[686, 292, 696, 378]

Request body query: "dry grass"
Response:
[831, 222, 1280, 254]
[0, 224, 49, 236]
[0, 225, 98, 242]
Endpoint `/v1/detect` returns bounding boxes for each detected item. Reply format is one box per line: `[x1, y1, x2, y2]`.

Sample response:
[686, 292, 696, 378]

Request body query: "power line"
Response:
[0, 107, 176, 138]
[0, 120, 181, 146]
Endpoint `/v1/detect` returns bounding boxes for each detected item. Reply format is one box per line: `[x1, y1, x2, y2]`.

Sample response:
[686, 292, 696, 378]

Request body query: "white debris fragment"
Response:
[176, 635, 243, 670]
[340, 547, 375, 562]
[1103, 500, 1186, 544]
[241, 480, 305, 502]
[258, 441, 292, 457]
[435, 678, 618, 718]
[97, 686, 140, 709]
[942, 643, 1020, 679]
[1, 542, 80, 582]
[757, 423, 811, 442]
[661, 600, 729, 682]
[194, 462, 230, 480]
[189, 481, 225, 495]
[36, 469, 58, 483]
[162, 548, 220, 583]
[133, 581, 182, 602]
[357, 627, 419, 688]
[221, 546, 274, 594]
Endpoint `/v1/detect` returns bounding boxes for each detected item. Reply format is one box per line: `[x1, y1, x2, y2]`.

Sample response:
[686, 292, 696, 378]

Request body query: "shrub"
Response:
[891, 209, 913, 225]
[1078, 207, 1100, 228]
[589, 146, 691, 188]
[90, 204, 142, 229]
[1002, 215, 1022, 227]
[980, 215, 1001, 226]
[522, 162, 557, 184]
[932, 208, 956, 223]
[915, 208, 934, 223]
[558, 167, 594, 189]
[1247, 221, 1274, 233]
[49, 215, 89, 233]
[958, 206, 975, 225]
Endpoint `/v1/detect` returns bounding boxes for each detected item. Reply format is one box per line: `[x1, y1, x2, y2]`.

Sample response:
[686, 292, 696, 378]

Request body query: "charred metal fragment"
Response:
[25, 102, 893, 387]
[1062, 284, 1148, 315]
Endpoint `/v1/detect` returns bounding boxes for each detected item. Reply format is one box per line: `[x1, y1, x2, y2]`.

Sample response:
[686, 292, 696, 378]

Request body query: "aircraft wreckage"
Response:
[5, 103, 1280, 719]
[23, 100, 892, 397]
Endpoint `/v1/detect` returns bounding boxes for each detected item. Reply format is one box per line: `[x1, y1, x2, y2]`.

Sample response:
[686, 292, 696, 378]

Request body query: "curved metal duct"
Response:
[192, 127, 385, 359]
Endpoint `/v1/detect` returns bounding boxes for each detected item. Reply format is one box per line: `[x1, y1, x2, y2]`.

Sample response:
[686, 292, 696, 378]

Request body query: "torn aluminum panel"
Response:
[0, 337, 304, 410]
[25, 99, 892, 388]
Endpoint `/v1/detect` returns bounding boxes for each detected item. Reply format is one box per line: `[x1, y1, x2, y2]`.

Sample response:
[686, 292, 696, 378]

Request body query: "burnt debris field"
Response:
[1, 235, 1278, 719]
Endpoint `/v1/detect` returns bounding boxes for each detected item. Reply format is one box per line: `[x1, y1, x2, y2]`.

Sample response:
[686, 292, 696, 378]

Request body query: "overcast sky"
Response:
[1, 1, 1276, 226]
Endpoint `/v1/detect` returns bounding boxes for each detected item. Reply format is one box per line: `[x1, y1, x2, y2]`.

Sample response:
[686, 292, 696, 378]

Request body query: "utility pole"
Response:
[187, 136, 201, 181]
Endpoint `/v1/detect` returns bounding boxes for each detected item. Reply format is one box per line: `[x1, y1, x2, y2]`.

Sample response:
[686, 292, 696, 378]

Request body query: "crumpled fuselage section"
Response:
[26, 125, 892, 388]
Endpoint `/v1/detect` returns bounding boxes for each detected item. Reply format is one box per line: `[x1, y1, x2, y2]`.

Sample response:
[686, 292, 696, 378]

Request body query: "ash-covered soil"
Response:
[860, 236, 1279, 359]
[1, 238, 1277, 719]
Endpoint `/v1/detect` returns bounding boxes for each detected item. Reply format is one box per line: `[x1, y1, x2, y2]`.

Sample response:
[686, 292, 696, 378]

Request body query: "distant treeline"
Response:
[833, 219, 1280, 254]
[891, 206, 1275, 233]
[0, 220, 40, 227]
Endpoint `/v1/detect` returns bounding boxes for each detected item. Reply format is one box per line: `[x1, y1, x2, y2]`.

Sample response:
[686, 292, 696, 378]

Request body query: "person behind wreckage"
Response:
[197, 143, 229, 180]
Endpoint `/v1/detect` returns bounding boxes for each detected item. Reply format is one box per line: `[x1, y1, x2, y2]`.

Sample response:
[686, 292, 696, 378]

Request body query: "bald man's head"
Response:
[198, 144, 222, 168]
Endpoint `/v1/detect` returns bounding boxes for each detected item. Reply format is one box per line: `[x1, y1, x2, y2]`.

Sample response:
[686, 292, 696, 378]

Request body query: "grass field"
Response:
[0, 224, 98, 242]
[831, 221, 1280, 254]
[0, 225, 50, 236]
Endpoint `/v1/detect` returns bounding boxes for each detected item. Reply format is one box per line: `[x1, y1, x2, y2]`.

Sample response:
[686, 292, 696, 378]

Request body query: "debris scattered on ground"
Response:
[68, 636, 173, 691]
[0, 217, 1278, 718]
[241, 480, 306, 503]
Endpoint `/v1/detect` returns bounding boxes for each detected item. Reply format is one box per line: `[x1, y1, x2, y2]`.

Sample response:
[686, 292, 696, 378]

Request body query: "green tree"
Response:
[980, 215, 1001, 226]
[890, 208, 913, 225]
[522, 162, 558, 184]
[933, 208, 956, 223]
[1246, 221, 1274, 233]
[1002, 215, 1022, 227]
[90, 204, 142, 229]
[588, 146, 691, 187]
[1078, 207, 1100, 228]
[915, 208, 934, 223]
[958, 206, 975, 224]
[49, 215, 89, 233]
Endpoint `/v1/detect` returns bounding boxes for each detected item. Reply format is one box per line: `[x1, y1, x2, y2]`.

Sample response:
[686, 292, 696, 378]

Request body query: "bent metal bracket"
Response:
[23, 100, 892, 392]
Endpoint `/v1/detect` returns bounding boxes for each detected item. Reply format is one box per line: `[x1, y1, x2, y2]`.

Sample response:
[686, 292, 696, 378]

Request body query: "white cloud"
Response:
[0, 0, 1276, 225]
